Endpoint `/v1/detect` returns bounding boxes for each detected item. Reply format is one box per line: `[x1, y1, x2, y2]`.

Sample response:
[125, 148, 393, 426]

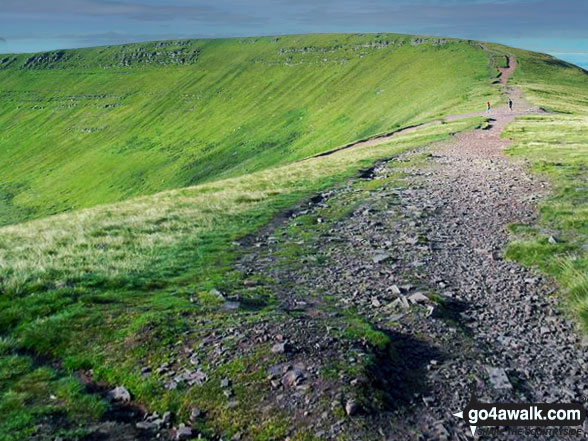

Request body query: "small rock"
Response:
[174, 424, 193, 441]
[434, 422, 450, 441]
[392, 296, 410, 309]
[224, 301, 240, 310]
[136, 421, 159, 431]
[372, 252, 391, 264]
[548, 236, 558, 244]
[345, 399, 360, 416]
[227, 400, 239, 408]
[282, 369, 304, 388]
[190, 408, 202, 421]
[209, 288, 225, 300]
[220, 378, 230, 388]
[107, 386, 131, 403]
[271, 342, 290, 354]
[390, 285, 402, 295]
[371, 297, 381, 308]
[408, 292, 429, 304]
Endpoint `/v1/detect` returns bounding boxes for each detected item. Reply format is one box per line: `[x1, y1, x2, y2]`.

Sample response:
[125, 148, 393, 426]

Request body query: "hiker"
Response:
[486, 101, 491, 113]
[508, 97, 513, 111]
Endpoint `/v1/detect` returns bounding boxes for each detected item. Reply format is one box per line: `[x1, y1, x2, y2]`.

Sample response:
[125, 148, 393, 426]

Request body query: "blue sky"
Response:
[0, 0, 587, 69]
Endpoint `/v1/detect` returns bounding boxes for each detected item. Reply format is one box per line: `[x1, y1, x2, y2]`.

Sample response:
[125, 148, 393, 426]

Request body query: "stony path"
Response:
[235, 86, 588, 440]
[306, 56, 519, 163]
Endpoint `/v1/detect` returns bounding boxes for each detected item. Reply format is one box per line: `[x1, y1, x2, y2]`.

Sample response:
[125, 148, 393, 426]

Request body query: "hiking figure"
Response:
[486, 101, 491, 113]
[508, 97, 513, 111]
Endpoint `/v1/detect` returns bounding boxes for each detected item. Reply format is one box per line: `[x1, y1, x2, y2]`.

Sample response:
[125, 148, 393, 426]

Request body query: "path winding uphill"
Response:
[237, 63, 588, 439]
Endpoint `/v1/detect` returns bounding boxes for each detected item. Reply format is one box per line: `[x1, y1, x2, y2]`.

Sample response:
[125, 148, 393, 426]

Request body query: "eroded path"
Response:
[305, 56, 521, 163]
[235, 85, 588, 439]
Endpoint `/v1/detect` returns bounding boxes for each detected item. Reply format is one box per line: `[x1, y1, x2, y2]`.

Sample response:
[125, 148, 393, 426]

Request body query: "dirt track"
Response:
[235, 67, 588, 440]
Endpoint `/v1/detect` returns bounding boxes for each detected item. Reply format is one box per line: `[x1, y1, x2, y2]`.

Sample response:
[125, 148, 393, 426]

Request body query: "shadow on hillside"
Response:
[365, 330, 444, 411]
[431, 296, 472, 334]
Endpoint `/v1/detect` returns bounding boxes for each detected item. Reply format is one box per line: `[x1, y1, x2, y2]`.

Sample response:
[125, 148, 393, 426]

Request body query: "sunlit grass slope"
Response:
[488, 43, 588, 330]
[0, 34, 497, 226]
[4, 33, 585, 440]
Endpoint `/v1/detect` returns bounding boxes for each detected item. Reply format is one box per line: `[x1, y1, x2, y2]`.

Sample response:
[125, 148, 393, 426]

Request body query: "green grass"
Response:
[484, 43, 588, 331]
[0, 114, 483, 439]
[0, 34, 497, 227]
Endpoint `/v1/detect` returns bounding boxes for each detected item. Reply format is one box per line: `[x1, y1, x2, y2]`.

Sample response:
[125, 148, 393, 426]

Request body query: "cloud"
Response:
[0, 0, 265, 24]
[54, 31, 206, 46]
[1, 0, 587, 38]
[286, 0, 588, 39]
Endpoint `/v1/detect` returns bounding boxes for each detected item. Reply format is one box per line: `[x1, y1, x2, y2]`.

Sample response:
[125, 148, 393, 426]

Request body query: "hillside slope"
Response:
[0, 34, 496, 226]
[1, 34, 587, 441]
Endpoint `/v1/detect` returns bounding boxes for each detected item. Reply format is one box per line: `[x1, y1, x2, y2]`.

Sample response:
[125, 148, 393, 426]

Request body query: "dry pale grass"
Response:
[0, 118, 479, 296]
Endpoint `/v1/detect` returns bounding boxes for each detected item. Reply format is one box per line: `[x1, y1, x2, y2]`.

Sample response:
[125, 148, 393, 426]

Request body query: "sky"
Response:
[0, 0, 587, 69]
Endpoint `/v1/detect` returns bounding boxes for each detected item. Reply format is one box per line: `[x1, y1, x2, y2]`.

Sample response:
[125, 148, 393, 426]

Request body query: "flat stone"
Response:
[407, 292, 429, 304]
[136, 421, 159, 431]
[486, 366, 512, 391]
[372, 252, 391, 264]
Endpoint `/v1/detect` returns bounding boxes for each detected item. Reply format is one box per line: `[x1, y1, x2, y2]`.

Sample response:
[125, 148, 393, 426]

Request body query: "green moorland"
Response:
[0, 118, 484, 440]
[0, 33, 586, 440]
[492, 44, 588, 332]
[0, 34, 497, 227]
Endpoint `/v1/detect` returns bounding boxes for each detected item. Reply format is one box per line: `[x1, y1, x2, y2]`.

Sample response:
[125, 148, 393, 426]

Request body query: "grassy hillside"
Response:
[0, 34, 497, 226]
[2, 33, 586, 440]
